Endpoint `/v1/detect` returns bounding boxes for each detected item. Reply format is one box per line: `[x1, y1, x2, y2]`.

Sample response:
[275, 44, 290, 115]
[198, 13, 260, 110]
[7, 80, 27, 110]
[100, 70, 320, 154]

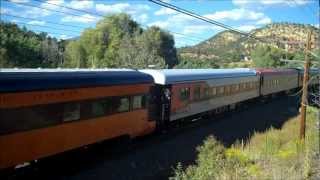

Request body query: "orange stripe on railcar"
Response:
[0, 84, 151, 108]
[0, 109, 155, 169]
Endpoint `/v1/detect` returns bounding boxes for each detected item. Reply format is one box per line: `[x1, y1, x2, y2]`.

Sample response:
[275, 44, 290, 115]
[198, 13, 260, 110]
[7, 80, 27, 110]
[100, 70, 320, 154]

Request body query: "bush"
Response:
[172, 107, 319, 179]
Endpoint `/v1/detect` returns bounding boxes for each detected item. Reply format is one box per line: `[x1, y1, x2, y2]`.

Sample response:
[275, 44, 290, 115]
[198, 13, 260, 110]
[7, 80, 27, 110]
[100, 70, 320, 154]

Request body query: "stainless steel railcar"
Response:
[141, 69, 260, 125]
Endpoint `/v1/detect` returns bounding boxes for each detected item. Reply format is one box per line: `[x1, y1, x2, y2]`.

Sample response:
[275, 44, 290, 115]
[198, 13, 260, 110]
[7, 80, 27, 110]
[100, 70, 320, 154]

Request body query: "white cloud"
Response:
[11, 19, 21, 23]
[256, 17, 272, 25]
[25, 7, 51, 18]
[28, 20, 46, 25]
[68, 0, 94, 10]
[148, 21, 170, 28]
[41, 0, 64, 10]
[0, 7, 11, 14]
[61, 14, 99, 23]
[154, 7, 177, 15]
[59, 34, 73, 40]
[204, 8, 264, 21]
[237, 25, 257, 32]
[312, 24, 319, 28]
[96, 3, 130, 14]
[232, 0, 250, 6]
[8, 0, 29, 2]
[149, 7, 270, 32]
[96, 3, 150, 15]
[233, 0, 310, 7]
[135, 14, 149, 23]
[182, 25, 218, 34]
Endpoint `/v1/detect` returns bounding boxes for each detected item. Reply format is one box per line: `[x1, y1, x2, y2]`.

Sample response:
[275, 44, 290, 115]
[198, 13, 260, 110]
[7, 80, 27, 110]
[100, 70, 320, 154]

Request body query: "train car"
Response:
[255, 68, 299, 96]
[0, 69, 155, 169]
[297, 68, 320, 87]
[141, 69, 259, 126]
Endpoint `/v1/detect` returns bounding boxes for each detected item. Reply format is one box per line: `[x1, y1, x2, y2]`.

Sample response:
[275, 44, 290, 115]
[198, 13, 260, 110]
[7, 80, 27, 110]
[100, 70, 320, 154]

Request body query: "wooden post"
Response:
[300, 31, 312, 140]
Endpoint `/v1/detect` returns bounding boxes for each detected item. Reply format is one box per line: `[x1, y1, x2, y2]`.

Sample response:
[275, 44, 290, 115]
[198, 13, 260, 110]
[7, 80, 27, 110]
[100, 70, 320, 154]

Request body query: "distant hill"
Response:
[178, 22, 320, 64]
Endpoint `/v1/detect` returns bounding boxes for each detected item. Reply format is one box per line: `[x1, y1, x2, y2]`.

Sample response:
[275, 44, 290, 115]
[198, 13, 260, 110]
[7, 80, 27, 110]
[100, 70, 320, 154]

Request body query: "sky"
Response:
[1, 0, 319, 47]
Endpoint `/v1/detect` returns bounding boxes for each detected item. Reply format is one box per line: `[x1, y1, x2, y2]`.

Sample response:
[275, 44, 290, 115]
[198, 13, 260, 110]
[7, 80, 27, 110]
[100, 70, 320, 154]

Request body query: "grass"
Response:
[172, 107, 319, 180]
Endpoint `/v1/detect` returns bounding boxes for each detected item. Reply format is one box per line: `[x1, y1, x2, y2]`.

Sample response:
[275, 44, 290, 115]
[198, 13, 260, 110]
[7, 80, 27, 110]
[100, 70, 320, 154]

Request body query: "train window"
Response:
[0, 104, 62, 135]
[194, 86, 201, 100]
[249, 82, 254, 89]
[179, 87, 190, 101]
[212, 87, 217, 96]
[63, 103, 80, 122]
[233, 84, 240, 93]
[92, 98, 111, 117]
[241, 83, 246, 91]
[203, 87, 210, 98]
[225, 85, 231, 95]
[246, 82, 251, 89]
[132, 95, 145, 110]
[117, 97, 130, 112]
[218, 86, 224, 95]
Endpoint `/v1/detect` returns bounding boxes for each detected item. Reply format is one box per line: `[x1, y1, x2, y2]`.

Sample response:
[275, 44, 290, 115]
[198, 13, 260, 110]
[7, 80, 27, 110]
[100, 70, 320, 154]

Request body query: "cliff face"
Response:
[179, 23, 320, 62]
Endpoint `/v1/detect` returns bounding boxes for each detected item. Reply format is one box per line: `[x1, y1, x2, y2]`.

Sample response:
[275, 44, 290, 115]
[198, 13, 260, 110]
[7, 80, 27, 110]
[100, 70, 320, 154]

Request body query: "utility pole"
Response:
[300, 31, 312, 140]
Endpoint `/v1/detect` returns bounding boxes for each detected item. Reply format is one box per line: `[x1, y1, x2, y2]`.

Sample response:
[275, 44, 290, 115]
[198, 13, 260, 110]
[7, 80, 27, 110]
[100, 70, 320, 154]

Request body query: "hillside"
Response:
[179, 23, 320, 64]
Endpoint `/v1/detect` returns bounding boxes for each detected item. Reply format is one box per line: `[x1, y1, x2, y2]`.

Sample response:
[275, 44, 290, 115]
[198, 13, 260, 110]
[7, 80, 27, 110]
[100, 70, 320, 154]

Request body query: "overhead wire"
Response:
[13, 21, 82, 34]
[16, 0, 207, 42]
[4, 0, 98, 20]
[1, 13, 87, 29]
[148, 0, 313, 45]
[148, 0, 255, 38]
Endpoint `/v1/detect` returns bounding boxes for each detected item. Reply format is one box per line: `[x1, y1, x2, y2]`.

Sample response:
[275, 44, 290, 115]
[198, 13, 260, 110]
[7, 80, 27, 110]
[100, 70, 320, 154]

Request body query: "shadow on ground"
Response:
[2, 96, 299, 180]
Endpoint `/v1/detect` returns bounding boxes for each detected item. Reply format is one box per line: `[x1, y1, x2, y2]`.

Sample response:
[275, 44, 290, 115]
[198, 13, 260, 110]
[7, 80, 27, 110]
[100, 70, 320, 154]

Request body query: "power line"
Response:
[148, 0, 278, 44]
[9, 21, 79, 37]
[17, 0, 207, 42]
[1, 13, 87, 29]
[14, 21, 82, 34]
[5, 0, 98, 20]
[148, 0, 249, 36]
[33, 0, 104, 18]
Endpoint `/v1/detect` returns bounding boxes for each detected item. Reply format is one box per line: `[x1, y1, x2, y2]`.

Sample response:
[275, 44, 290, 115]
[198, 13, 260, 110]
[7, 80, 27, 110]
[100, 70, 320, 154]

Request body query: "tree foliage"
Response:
[0, 21, 64, 68]
[175, 56, 219, 69]
[63, 14, 178, 69]
[251, 45, 285, 68]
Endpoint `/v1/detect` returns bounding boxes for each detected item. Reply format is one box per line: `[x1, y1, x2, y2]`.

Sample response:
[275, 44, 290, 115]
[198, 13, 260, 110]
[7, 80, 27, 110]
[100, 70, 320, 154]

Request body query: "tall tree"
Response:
[251, 45, 284, 68]
[63, 14, 177, 69]
[64, 41, 87, 68]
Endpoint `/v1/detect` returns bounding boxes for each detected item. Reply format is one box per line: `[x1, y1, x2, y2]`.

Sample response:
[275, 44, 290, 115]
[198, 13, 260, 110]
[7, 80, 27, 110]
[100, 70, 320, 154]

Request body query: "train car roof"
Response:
[255, 68, 298, 75]
[0, 68, 153, 93]
[295, 68, 320, 75]
[139, 68, 257, 85]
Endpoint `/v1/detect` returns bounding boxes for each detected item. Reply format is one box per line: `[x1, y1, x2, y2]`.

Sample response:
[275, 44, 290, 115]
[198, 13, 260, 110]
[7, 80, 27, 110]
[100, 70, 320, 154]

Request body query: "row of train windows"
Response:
[179, 82, 259, 101]
[0, 94, 147, 135]
[264, 79, 280, 88]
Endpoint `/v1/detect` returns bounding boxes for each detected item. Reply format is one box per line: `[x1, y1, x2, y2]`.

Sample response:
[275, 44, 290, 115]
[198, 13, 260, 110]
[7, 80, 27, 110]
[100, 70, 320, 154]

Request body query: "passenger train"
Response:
[0, 68, 319, 169]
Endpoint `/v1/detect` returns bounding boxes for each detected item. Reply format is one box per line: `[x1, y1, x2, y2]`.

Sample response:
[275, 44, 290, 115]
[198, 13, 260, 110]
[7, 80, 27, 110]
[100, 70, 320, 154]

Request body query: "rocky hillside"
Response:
[179, 23, 320, 63]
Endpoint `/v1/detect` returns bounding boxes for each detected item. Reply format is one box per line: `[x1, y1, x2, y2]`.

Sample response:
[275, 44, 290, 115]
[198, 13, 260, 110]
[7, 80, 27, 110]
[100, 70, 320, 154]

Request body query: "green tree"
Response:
[175, 55, 219, 69]
[63, 14, 177, 69]
[251, 45, 284, 68]
[0, 21, 64, 68]
[64, 41, 87, 68]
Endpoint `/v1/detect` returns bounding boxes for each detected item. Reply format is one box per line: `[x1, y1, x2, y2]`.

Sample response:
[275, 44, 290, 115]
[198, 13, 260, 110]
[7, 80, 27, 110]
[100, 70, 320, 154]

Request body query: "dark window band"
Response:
[0, 94, 147, 135]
